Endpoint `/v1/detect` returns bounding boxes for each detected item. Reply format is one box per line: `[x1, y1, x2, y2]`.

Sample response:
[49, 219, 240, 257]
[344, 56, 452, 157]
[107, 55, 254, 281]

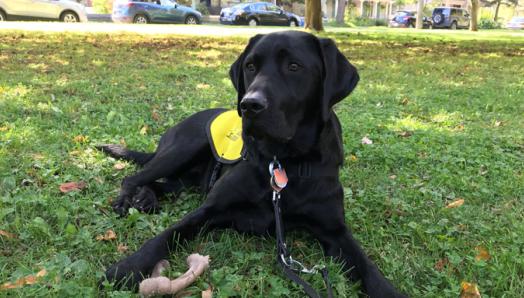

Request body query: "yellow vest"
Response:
[206, 110, 244, 164]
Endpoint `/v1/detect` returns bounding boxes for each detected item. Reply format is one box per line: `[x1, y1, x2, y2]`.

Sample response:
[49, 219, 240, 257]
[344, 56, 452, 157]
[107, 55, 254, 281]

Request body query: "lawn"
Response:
[1, 26, 523, 297]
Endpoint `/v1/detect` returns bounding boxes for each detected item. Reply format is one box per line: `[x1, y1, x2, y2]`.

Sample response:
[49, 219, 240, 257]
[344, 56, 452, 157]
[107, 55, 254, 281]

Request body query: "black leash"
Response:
[270, 158, 334, 298]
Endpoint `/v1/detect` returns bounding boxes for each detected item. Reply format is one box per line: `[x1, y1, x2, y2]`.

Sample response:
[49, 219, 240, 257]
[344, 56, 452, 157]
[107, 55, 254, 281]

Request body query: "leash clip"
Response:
[281, 254, 324, 274]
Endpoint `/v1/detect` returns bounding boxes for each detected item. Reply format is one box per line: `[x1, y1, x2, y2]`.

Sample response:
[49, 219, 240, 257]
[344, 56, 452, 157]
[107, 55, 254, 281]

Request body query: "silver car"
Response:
[0, 0, 87, 22]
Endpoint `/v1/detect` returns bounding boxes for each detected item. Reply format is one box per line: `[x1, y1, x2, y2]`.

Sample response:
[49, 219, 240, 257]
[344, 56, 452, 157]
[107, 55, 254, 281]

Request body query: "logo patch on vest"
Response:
[206, 110, 244, 164]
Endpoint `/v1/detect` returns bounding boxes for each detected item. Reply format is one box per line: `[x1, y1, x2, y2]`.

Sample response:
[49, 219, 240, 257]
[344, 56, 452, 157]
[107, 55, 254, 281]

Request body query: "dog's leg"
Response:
[113, 145, 208, 216]
[308, 212, 406, 298]
[102, 204, 214, 290]
[309, 223, 406, 298]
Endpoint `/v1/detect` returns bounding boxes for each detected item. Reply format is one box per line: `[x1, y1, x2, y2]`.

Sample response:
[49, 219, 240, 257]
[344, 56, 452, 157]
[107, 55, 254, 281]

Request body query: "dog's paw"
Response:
[112, 195, 131, 217]
[101, 260, 145, 291]
[364, 276, 407, 298]
[96, 144, 128, 159]
[131, 187, 160, 214]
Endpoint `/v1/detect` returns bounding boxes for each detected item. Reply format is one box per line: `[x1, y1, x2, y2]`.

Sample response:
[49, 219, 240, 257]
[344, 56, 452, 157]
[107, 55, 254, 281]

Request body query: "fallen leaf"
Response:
[446, 198, 465, 209]
[401, 98, 409, 105]
[398, 131, 413, 138]
[117, 243, 128, 253]
[113, 162, 126, 170]
[0, 230, 16, 239]
[59, 181, 87, 193]
[456, 123, 465, 131]
[434, 257, 449, 272]
[494, 120, 502, 127]
[0, 269, 47, 290]
[0, 126, 9, 132]
[475, 246, 491, 262]
[151, 110, 160, 121]
[96, 229, 117, 241]
[73, 135, 88, 143]
[361, 136, 373, 145]
[350, 155, 358, 161]
[119, 138, 126, 146]
[140, 125, 148, 135]
[201, 286, 213, 298]
[389, 175, 397, 180]
[460, 281, 481, 298]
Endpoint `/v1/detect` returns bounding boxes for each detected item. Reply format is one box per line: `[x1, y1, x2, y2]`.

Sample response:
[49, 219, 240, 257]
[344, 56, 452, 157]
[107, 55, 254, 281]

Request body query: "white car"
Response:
[0, 0, 87, 22]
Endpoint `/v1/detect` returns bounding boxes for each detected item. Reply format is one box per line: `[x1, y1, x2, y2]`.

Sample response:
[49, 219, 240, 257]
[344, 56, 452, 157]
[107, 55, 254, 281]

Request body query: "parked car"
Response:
[220, 2, 303, 26]
[431, 7, 470, 29]
[389, 11, 432, 28]
[0, 0, 87, 22]
[112, 0, 202, 24]
[506, 16, 524, 30]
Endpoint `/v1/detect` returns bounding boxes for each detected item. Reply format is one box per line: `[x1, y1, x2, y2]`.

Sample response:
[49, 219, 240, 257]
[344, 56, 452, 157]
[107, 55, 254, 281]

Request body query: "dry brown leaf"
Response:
[401, 98, 409, 105]
[446, 198, 465, 209]
[389, 175, 397, 180]
[117, 243, 128, 253]
[113, 162, 126, 170]
[201, 286, 213, 298]
[96, 229, 117, 241]
[434, 258, 449, 272]
[119, 138, 127, 146]
[460, 281, 481, 298]
[140, 125, 148, 135]
[59, 181, 87, 193]
[0, 269, 47, 290]
[151, 110, 160, 122]
[475, 246, 491, 262]
[0, 230, 16, 239]
[196, 83, 210, 89]
[350, 155, 358, 161]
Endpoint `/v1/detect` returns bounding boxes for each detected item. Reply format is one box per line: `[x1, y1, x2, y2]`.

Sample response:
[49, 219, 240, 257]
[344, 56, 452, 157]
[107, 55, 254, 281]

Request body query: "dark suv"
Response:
[432, 7, 470, 29]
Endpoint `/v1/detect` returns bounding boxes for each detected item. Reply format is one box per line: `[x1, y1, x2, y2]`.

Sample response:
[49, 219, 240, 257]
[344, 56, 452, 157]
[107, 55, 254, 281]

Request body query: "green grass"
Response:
[1, 26, 523, 297]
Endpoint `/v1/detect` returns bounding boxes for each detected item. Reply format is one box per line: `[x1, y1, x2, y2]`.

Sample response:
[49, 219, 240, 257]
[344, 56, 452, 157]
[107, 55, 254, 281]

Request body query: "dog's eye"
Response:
[245, 63, 256, 72]
[288, 63, 299, 72]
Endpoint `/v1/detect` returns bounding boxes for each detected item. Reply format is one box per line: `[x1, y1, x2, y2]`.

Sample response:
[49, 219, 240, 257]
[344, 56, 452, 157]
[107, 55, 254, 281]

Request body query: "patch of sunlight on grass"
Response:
[387, 111, 463, 133]
[388, 115, 432, 131]
[0, 84, 32, 100]
[92, 59, 105, 67]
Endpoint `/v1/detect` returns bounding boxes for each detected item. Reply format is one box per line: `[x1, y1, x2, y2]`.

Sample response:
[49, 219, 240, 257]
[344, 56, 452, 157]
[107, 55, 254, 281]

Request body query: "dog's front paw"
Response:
[131, 187, 160, 214]
[364, 275, 407, 298]
[101, 260, 145, 291]
[112, 195, 131, 217]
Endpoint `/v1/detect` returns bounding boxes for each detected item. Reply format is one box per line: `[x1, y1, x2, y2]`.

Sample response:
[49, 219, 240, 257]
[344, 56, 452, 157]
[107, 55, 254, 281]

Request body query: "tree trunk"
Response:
[470, 0, 479, 31]
[305, 0, 324, 31]
[336, 0, 346, 24]
[415, 0, 424, 29]
[494, 0, 501, 22]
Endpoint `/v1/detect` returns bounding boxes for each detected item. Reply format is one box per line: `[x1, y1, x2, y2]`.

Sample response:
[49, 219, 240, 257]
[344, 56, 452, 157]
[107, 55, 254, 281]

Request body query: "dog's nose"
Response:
[240, 96, 268, 115]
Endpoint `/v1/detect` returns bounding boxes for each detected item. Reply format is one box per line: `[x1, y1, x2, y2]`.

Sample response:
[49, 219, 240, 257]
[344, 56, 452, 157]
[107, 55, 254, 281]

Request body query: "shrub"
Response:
[349, 16, 387, 27]
[479, 18, 501, 29]
[92, 0, 112, 14]
[196, 3, 210, 15]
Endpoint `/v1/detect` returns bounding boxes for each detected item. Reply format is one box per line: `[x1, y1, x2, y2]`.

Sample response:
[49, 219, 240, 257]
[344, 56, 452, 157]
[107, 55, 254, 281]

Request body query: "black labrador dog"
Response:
[99, 31, 405, 297]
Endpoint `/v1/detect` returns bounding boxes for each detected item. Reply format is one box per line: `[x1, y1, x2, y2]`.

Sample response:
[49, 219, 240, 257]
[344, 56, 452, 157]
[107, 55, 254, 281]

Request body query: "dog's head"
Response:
[230, 31, 359, 159]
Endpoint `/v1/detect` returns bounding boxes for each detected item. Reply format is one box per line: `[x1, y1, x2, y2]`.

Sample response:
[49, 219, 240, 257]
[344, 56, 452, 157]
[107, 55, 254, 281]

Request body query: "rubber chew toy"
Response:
[139, 254, 210, 297]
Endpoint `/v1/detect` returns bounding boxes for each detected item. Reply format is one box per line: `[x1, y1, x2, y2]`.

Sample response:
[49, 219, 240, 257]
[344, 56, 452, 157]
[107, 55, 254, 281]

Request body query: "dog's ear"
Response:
[318, 38, 359, 122]
[229, 34, 264, 116]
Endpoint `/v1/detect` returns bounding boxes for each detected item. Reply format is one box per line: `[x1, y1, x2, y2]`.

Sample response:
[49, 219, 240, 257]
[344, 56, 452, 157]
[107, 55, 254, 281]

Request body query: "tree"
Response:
[335, 0, 347, 24]
[415, 0, 424, 29]
[481, 0, 518, 21]
[470, 0, 479, 31]
[305, 0, 324, 31]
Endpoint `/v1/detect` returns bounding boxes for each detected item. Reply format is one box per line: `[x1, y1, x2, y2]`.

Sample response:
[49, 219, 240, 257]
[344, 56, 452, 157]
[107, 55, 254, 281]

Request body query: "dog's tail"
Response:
[97, 144, 155, 166]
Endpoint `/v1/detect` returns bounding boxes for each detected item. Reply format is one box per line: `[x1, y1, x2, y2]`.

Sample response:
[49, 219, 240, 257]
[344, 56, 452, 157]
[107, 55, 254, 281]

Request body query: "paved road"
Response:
[0, 21, 294, 36]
